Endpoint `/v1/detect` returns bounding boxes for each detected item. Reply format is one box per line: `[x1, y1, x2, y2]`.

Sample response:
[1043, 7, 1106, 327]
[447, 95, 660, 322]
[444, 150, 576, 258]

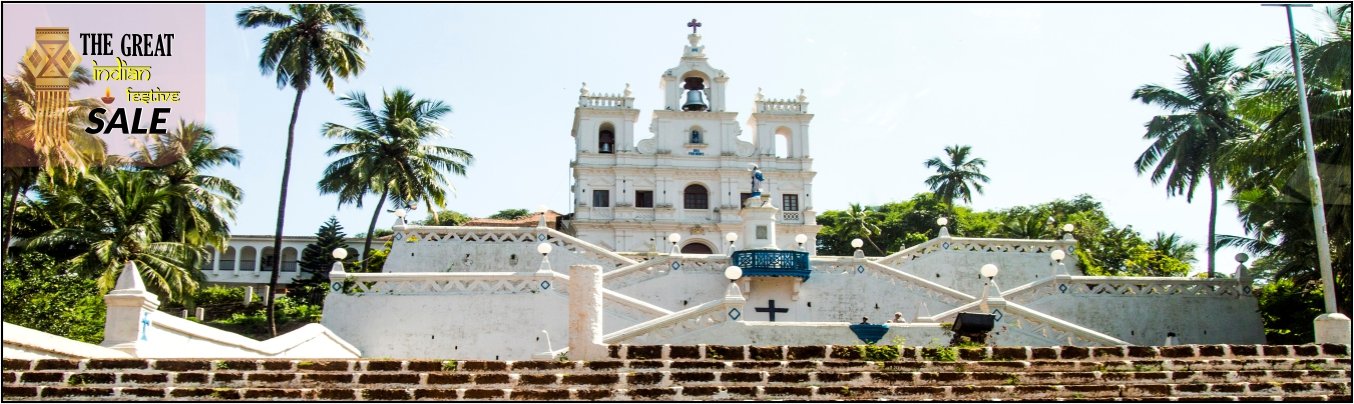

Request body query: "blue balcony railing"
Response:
[730, 250, 812, 281]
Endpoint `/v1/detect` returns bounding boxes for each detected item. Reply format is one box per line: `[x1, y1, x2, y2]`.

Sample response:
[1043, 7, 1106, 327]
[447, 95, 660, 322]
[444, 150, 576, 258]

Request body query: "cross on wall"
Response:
[687, 19, 702, 34]
[755, 299, 788, 322]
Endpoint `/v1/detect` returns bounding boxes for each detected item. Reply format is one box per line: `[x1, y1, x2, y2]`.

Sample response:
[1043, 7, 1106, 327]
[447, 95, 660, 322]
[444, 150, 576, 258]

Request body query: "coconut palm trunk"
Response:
[361, 188, 388, 272]
[266, 88, 304, 337]
[1207, 174, 1219, 278]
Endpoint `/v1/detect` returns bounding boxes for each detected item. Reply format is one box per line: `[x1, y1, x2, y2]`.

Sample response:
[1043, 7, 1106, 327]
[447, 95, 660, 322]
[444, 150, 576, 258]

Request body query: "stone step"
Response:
[6, 368, 1348, 388]
[2, 382, 1349, 401]
[608, 344, 1352, 361]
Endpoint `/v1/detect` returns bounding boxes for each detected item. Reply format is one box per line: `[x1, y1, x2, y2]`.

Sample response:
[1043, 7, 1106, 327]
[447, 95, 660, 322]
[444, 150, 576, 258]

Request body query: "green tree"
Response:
[1253, 277, 1326, 344]
[16, 169, 205, 303]
[3, 63, 106, 256]
[129, 120, 242, 249]
[318, 88, 473, 272]
[923, 145, 990, 206]
[1148, 232, 1198, 264]
[288, 216, 355, 306]
[489, 208, 530, 220]
[844, 203, 884, 255]
[0, 251, 105, 343]
[237, 3, 369, 336]
[1131, 43, 1261, 278]
[419, 210, 471, 226]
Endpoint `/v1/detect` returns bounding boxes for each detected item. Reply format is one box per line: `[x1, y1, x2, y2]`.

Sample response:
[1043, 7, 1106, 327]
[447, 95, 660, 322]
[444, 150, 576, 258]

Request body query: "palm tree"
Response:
[17, 169, 205, 303]
[2, 63, 106, 257]
[318, 88, 473, 271]
[844, 203, 884, 255]
[1148, 232, 1198, 264]
[1002, 214, 1055, 239]
[1131, 44, 1260, 278]
[129, 120, 243, 249]
[924, 145, 990, 206]
[237, 3, 368, 336]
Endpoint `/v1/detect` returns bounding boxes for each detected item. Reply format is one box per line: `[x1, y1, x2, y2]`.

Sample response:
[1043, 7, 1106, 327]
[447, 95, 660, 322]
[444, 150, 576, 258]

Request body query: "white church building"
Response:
[312, 28, 1266, 360]
[565, 30, 819, 254]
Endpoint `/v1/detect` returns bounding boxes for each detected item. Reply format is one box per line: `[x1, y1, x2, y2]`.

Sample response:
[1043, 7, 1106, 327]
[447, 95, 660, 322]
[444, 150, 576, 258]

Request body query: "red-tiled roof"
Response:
[463, 210, 562, 227]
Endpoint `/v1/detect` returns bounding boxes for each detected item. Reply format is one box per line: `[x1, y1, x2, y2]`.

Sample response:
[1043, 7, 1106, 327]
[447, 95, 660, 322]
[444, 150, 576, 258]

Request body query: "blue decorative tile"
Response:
[1058, 284, 1068, 293]
[942, 242, 951, 249]
[331, 282, 342, 292]
[856, 265, 865, 274]
[728, 308, 741, 320]
[537, 234, 546, 241]
[991, 308, 1004, 322]
[1068, 246, 1075, 253]
[540, 280, 551, 290]
[394, 233, 404, 241]
[670, 261, 682, 270]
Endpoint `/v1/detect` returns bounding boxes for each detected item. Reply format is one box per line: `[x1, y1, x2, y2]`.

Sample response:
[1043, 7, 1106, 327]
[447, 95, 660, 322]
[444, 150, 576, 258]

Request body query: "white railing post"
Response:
[569, 264, 607, 360]
[102, 261, 161, 356]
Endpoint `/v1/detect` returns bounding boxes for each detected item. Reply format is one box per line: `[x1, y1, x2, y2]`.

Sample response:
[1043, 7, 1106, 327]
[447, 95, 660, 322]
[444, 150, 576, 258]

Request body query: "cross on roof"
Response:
[687, 18, 702, 34]
[755, 299, 788, 322]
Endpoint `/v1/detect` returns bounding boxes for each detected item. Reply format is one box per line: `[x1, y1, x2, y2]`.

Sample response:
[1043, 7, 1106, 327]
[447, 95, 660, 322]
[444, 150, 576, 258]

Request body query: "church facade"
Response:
[565, 30, 820, 254]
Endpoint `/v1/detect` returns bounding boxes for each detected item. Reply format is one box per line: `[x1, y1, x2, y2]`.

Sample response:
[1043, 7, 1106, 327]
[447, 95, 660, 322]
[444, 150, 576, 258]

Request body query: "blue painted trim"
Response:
[849, 324, 889, 344]
[730, 250, 812, 281]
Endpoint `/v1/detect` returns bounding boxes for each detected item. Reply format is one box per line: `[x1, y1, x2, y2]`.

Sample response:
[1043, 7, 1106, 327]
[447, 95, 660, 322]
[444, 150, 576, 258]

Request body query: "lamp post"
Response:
[725, 232, 738, 255]
[330, 248, 348, 277]
[851, 238, 864, 259]
[979, 264, 999, 313]
[724, 265, 745, 300]
[667, 233, 681, 255]
[1050, 249, 1067, 277]
[537, 242, 553, 273]
[1262, 3, 1346, 345]
[937, 217, 950, 238]
[795, 234, 808, 251]
[1061, 223, 1075, 240]
[393, 208, 408, 226]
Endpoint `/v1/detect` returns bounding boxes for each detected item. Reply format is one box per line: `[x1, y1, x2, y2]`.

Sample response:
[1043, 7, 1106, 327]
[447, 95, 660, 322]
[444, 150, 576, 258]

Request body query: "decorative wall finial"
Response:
[797, 88, 807, 102]
[624, 83, 632, 97]
[580, 82, 589, 96]
[755, 87, 764, 101]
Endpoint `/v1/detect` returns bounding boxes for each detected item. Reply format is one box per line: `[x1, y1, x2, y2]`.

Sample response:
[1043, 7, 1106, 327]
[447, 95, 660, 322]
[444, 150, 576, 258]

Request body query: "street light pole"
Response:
[1262, 3, 1348, 345]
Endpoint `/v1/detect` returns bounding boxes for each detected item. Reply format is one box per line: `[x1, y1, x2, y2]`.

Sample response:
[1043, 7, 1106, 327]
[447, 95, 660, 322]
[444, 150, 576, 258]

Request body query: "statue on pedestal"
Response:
[749, 164, 765, 199]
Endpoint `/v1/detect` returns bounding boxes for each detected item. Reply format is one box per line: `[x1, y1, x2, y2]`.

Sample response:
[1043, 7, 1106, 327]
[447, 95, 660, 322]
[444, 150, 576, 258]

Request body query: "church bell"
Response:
[681, 77, 709, 111]
[682, 90, 709, 111]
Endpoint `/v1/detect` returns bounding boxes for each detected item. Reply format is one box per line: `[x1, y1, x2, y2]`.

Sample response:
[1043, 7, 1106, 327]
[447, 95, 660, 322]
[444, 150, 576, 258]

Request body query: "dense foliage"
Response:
[1, 251, 105, 344]
[288, 217, 357, 306]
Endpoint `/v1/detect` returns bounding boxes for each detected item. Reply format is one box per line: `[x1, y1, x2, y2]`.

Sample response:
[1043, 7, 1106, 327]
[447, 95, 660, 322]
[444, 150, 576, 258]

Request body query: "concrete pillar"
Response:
[739, 197, 779, 250]
[1314, 313, 1352, 346]
[568, 264, 606, 360]
[102, 261, 161, 356]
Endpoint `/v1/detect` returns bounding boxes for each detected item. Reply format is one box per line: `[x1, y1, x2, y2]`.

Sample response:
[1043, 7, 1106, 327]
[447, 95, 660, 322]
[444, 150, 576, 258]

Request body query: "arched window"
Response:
[680, 242, 714, 254]
[690, 129, 703, 144]
[683, 184, 709, 210]
[598, 123, 616, 154]
[774, 126, 793, 158]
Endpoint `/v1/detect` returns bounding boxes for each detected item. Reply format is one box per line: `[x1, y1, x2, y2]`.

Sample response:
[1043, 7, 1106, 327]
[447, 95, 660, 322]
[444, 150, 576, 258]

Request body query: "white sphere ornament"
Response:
[668, 233, 681, 243]
[724, 265, 743, 280]
[725, 232, 738, 242]
[332, 248, 348, 260]
[1235, 253, 1249, 264]
[851, 238, 864, 249]
[537, 242, 553, 255]
[937, 217, 949, 226]
[795, 234, 808, 244]
[1050, 249, 1066, 262]
[394, 208, 407, 218]
[980, 264, 1000, 278]
[1062, 223, 1075, 232]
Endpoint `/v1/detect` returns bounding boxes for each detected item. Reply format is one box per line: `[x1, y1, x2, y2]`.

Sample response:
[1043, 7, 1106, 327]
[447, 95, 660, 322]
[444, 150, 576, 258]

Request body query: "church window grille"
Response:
[684, 185, 709, 210]
[783, 194, 800, 211]
[690, 130, 703, 144]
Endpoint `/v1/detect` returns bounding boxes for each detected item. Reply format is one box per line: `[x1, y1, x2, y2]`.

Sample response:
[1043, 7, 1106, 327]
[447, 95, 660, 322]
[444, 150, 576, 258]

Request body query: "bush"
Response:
[1, 251, 105, 343]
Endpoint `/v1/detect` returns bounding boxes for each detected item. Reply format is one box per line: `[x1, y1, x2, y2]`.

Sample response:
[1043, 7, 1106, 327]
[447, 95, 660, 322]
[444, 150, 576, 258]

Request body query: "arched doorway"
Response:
[680, 242, 714, 254]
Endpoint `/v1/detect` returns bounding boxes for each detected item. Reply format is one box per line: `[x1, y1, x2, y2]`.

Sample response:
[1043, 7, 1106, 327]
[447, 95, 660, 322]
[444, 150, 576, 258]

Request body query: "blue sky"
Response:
[204, 3, 1338, 274]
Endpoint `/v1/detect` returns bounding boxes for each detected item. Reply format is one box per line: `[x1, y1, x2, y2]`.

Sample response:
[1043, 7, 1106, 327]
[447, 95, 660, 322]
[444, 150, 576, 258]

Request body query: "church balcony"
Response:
[731, 249, 811, 281]
[780, 211, 803, 224]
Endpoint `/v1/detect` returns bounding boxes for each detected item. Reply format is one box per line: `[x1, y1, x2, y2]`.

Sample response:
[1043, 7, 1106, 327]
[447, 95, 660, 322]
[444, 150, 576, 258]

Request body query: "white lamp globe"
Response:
[980, 264, 999, 278]
[795, 234, 808, 244]
[1050, 249, 1066, 262]
[725, 232, 738, 242]
[936, 217, 949, 226]
[850, 238, 864, 249]
[1062, 223, 1075, 232]
[537, 242, 553, 255]
[668, 233, 681, 243]
[394, 208, 407, 218]
[724, 265, 743, 280]
[332, 248, 348, 260]
[1235, 253, 1249, 264]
